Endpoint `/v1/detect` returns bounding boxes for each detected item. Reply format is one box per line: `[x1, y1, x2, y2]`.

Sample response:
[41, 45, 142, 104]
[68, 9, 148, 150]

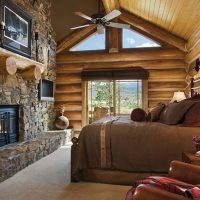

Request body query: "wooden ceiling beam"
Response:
[101, 0, 120, 13]
[119, 9, 187, 52]
[56, 48, 185, 64]
[56, 25, 96, 54]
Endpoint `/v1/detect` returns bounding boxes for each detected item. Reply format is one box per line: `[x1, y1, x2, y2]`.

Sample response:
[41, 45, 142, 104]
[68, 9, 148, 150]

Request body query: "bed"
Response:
[71, 97, 200, 185]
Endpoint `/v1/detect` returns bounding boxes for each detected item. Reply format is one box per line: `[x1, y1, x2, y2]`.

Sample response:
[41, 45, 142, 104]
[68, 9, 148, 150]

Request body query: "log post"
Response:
[0, 56, 17, 75]
[20, 65, 42, 81]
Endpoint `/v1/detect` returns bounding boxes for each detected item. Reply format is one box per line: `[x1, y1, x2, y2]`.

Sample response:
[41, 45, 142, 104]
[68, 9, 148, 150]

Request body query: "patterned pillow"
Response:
[131, 108, 147, 122]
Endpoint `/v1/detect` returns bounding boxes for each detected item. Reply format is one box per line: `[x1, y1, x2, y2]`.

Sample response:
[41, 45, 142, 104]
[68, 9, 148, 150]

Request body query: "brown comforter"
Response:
[72, 115, 200, 176]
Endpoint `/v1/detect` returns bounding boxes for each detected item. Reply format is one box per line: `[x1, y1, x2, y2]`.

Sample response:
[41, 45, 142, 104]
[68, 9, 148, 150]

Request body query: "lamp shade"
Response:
[170, 91, 186, 103]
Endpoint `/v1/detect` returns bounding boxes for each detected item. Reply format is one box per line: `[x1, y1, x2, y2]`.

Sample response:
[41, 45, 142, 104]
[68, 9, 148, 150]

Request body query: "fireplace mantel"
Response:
[0, 47, 45, 73]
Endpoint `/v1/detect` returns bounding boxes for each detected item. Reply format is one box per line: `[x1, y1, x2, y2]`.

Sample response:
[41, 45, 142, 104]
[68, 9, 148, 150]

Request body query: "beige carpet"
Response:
[0, 145, 130, 200]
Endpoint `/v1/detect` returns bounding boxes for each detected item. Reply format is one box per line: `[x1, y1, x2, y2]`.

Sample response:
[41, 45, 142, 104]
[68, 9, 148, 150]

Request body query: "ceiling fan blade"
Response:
[96, 24, 104, 34]
[106, 22, 130, 29]
[70, 24, 93, 30]
[74, 12, 93, 21]
[102, 9, 121, 22]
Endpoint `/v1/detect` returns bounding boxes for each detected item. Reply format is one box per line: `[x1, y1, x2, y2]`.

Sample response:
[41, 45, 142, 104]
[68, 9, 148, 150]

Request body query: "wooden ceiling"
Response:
[51, 0, 200, 42]
[119, 0, 200, 40]
[55, 0, 200, 61]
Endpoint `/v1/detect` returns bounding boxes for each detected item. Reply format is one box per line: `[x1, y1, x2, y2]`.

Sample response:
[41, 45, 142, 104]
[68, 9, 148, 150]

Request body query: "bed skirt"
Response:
[78, 169, 167, 186]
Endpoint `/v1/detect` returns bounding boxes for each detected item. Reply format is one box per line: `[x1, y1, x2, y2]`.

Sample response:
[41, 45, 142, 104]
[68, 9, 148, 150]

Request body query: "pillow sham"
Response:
[159, 101, 194, 125]
[131, 108, 146, 122]
[182, 101, 200, 126]
[147, 103, 165, 122]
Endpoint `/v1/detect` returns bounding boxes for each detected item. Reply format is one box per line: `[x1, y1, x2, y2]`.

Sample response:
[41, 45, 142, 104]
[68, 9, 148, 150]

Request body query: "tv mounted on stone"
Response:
[39, 79, 54, 101]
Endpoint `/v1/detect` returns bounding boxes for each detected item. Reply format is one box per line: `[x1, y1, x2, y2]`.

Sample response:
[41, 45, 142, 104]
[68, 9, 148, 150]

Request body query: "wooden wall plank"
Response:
[149, 81, 186, 89]
[55, 93, 82, 102]
[56, 73, 81, 84]
[56, 83, 82, 93]
[149, 69, 187, 80]
[64, 111, 82, 120]
[69, 121, 82, 131]
[56, 60, 187, 72]
[57, 48, 185, 64]
[149, 91, 174, 99]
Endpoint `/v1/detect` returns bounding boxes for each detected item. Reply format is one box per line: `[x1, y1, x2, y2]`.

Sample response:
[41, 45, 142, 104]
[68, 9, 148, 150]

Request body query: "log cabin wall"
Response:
[56, 52, 187, 131]
[54, 1, 200, 132]
[55, 71, 82, 132]
[148, 68, 187, 108]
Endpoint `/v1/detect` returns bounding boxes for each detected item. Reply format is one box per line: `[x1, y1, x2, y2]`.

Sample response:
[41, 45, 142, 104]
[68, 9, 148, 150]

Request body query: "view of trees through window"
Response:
[88, 80, 142, 123]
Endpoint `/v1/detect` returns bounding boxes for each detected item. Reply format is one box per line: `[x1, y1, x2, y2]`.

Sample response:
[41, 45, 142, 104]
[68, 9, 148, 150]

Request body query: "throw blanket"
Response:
[126, 176, 200, 200]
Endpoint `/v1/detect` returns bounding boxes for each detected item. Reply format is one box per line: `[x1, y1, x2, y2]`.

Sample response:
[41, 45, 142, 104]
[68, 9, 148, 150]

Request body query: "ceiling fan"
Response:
[70, 0, 130, 34]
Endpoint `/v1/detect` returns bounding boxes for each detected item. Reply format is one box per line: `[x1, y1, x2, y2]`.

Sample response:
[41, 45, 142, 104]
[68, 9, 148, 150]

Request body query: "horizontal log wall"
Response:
[55, 55, 187, 131]
[148, 68, 187, 108]
[55, 71, 82, 132]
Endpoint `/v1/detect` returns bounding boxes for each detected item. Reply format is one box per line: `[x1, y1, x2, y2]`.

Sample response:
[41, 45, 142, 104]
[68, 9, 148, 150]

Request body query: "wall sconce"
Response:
[35, 31, 39, 61]
[170, 91, 186, 103]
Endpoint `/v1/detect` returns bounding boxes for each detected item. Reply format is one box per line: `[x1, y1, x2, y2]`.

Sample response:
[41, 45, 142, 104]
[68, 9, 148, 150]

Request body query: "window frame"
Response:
[83, 80, 148, 125]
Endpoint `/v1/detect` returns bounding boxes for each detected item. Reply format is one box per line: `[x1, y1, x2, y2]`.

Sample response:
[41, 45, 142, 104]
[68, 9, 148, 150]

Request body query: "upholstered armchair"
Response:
[131, 161, 200, 200]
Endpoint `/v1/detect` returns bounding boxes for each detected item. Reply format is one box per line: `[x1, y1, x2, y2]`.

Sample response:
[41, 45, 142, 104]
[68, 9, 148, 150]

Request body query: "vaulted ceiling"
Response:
[119, 0, 200, 40]
[51, 0, 200, 42]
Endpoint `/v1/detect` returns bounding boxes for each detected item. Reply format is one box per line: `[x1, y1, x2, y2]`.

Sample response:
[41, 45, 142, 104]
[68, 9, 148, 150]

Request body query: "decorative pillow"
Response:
[160, 101, 194, 125]
[131, 108, 147, 122]
[182, 102, 200, 126]
[147, 103, 165, 122]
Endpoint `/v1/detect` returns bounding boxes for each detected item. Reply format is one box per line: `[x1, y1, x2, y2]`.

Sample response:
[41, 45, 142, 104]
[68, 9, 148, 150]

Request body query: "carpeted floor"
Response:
[0, 145, 130, 200]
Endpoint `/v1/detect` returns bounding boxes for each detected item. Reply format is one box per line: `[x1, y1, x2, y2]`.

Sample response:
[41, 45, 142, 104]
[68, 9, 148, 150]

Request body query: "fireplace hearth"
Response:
[0, 105, 19, 147]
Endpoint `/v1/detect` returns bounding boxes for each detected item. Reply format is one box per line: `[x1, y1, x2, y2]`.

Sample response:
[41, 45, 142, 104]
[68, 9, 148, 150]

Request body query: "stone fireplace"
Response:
[0, 0, 56, 141]
[0, 0, 66, 182]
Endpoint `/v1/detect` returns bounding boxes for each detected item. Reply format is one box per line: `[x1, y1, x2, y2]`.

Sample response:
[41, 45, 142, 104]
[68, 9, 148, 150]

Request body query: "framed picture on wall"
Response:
[0, 0, 32, 58]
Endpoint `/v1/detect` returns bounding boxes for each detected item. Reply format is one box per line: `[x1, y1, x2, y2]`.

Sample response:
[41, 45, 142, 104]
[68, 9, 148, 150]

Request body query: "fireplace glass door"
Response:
[0, 105, 19, 147]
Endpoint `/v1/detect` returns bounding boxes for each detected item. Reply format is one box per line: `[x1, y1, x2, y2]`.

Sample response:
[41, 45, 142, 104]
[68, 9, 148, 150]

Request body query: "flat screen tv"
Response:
[39, 79, 54, 101]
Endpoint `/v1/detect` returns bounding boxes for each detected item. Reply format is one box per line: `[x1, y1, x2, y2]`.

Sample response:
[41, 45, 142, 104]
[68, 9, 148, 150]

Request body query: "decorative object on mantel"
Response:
[170, 91, 186, 102]
[0, 56, 17, 75]
[0, 0, 32, 58]
[0, 21, 5, 46]
[54, 105, 69, 130]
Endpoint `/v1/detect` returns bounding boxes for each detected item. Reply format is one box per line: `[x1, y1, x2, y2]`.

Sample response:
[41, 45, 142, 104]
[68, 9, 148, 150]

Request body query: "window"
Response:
[70, 31, 106, 51]
[122, 29, 161, 48]
[88, 80, 142, 123]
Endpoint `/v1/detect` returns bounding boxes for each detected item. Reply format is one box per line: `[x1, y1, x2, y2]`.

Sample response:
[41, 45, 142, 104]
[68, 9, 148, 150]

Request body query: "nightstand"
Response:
[182, 152, 200, 166]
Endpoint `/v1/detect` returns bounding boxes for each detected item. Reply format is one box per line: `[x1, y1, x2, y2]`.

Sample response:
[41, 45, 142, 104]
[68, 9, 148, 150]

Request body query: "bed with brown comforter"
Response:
[71, 115, 200, 185]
